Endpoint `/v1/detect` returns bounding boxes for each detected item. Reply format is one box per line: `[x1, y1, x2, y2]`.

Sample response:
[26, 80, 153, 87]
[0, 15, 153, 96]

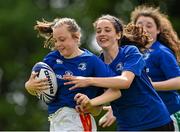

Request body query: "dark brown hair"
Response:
[93, 14, 152, 50]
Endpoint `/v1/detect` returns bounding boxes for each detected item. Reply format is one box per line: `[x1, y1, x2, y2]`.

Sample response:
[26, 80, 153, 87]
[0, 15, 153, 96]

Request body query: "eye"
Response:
[136, 23, 143, 27]
[105, 29, 111, 32]
[96, 29, 101, 34]
[146, 24, 153, 29]
[58, 37, 66, 42]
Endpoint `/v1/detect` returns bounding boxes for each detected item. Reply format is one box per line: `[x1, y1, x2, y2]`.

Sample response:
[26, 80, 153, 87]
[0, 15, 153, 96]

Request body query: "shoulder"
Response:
[154, 41, 175, 57]
[82, 49, 94, 57]
[43, 50, 60, 66]
[44, 50, 60, 60]
[81, 49, 106, 68]
[121, 45, 141, 54]
[82, 49, 101, 61]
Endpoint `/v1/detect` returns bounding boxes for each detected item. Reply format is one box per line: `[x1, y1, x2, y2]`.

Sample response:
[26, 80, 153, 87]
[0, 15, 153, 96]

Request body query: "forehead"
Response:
[136, 16, 156, 25]
[96, 19, 114, 28]
[53, 24, 70, 37]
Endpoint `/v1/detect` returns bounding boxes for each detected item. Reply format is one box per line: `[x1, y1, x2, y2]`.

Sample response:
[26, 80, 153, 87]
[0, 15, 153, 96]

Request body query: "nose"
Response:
[141, 25, 146, 31]
[98, 30, 106, 36]
[140, 25, 148, 31]
[142, 25, 147, 31]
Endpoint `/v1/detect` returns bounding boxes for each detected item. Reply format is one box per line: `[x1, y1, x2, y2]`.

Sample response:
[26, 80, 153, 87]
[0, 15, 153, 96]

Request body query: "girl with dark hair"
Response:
[63, 14, 174, 131]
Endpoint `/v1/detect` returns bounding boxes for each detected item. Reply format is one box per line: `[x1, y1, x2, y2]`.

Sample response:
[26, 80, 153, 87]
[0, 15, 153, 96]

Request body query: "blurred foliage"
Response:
[0, 0, 179, 130]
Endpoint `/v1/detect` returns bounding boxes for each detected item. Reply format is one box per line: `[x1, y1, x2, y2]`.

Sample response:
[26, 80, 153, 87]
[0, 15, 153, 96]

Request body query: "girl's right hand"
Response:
[25, 72, 49, 95]
[74, 93, 92, 113]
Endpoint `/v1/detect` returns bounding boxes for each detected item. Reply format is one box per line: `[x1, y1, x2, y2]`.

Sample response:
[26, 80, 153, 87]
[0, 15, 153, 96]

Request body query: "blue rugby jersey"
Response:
[100, 45, 171, 130]
[143, 41, 180, 114]
[43, 49, 113, 114]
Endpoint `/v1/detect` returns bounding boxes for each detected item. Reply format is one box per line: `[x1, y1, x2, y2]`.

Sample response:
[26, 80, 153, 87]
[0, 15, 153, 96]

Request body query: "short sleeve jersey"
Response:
[43, 49, 113, 114]
[143, 41, 180, 114]
[100, 45, 171, 130]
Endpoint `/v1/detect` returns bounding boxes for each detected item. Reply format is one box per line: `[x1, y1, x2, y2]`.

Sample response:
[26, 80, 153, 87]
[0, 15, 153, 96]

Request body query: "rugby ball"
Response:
[32, 62, 58, 104]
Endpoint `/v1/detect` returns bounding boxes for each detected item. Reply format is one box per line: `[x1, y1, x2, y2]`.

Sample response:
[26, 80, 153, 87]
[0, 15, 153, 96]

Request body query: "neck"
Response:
[146, 42, 154, 49]
[146, 39, 156, 49]
[65, 48, 84, 59]
[103, 45, 119, 64]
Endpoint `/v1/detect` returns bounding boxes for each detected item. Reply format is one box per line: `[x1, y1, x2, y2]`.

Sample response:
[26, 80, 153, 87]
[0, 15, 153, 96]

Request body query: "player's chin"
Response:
[58, 49, 69, 57]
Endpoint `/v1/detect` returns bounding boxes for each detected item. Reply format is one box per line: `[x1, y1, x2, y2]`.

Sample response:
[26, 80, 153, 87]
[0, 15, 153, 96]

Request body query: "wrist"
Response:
[88, 100, 102, 116]
[152, 82, 157, 88]
[90, 99, 98, 106]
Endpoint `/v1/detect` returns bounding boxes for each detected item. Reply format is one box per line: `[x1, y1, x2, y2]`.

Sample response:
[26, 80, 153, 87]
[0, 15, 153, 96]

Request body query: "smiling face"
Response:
[136, 16, 160, 44]
[95, 19, 121, 50]
[53, 24, 79, 58]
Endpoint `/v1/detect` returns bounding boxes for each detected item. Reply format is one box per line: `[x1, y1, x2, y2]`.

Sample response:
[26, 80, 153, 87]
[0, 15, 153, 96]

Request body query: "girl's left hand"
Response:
[98, 106, 116, 127]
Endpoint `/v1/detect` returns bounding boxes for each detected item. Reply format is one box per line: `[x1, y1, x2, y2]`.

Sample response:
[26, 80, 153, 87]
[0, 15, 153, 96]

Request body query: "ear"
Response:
[73, 32, 81, 40]
[117, 32, 122, 40]
[73, 32, 81, 45]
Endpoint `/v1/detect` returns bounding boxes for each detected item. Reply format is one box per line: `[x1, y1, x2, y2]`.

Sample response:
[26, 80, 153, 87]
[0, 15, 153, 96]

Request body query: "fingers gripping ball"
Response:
[32, 62, 58, 103]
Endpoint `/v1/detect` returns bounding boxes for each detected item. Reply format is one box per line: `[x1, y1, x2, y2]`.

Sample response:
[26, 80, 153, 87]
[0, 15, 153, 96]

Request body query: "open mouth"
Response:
[99, 37, 108, 43]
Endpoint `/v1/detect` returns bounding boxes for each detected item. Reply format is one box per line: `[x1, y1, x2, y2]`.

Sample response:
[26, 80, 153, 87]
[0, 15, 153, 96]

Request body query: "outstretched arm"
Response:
[74, 89, 121, 116]
[64, 71, 135, 90]
[152, 77, 180, 91]
[90, 89, 121, 106]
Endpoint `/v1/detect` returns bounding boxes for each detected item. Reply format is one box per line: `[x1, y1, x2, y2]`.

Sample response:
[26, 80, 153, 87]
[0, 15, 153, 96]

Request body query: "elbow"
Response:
[121, 81, 131, 89]
[123, 78, 132, 89]
[114, 76, 132, 89]
[113, 83, 130, 90]
[113, 85, 130, 90]
[123, 83, 131, 89]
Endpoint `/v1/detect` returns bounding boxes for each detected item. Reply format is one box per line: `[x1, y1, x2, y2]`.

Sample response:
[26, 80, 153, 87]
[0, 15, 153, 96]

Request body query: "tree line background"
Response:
[0, 0, 179, 130]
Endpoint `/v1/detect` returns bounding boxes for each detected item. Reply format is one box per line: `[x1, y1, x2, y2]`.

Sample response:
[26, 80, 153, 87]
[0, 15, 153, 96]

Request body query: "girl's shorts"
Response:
[48, 107, 97, 132]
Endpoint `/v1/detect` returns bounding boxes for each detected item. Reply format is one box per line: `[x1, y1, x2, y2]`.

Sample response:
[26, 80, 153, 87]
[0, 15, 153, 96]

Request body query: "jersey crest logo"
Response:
[56, 74, 63, 79]
[65, 70, 73, 76]
[78, 63, 87, 71]
[143, 52, 150, 60]
[56, 59, 63, 64]
[143, 49, 153, 60]
[116, 62, 123, 71]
